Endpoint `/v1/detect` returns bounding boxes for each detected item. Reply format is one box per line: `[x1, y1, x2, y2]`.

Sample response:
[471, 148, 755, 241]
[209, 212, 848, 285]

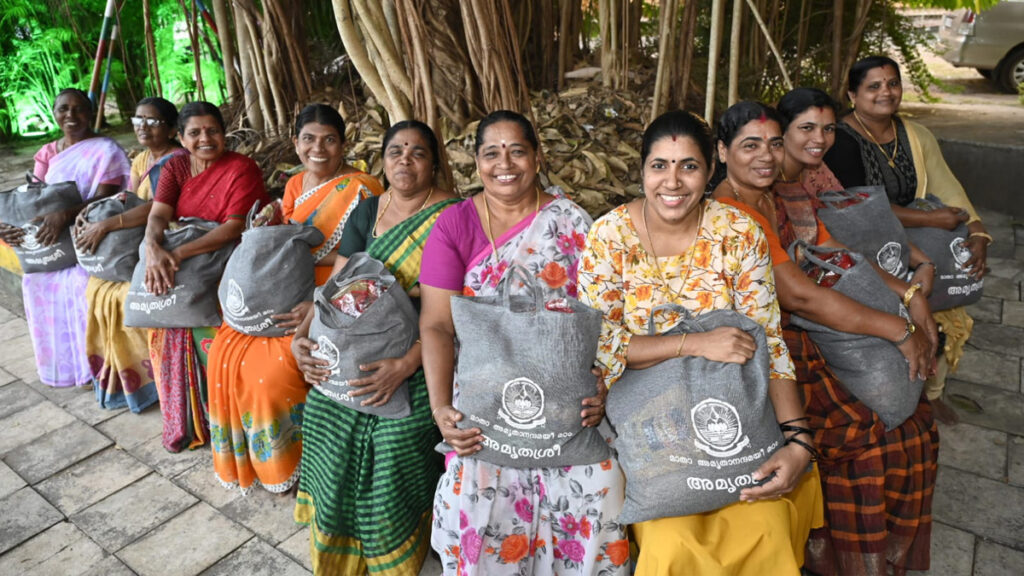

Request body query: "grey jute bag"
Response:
[74, 192, 147, 282]
[219, 202, 324, 337]
[817, 185, 911, 279]
[606, 305, 783, 524]
[451, 266, 611, 468]
[123, 218, 234, 328]
[308, 252, 417, 419]
[904, 195, 983, 311]
[0, 174, 80, 273]
[788, 242, 922, 430]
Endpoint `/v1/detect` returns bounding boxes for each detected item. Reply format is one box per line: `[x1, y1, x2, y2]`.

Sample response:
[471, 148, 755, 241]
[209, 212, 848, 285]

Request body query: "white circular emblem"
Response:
[691, 398, 750, 458]
[950, 237, 972, 270]
[20, 223, 41, 251]
[224, 279, 248, 318]
[876, 241, 903, 275]
[312, 335, 340, 372]
[498, 377, 546, 430]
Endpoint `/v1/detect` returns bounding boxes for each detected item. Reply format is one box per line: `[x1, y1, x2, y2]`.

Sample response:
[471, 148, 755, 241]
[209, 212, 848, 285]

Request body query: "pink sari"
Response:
[428, 191, 629, 576]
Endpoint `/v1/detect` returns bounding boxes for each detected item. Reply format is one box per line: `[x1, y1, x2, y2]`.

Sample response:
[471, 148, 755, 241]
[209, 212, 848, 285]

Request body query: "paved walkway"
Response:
[1, 208, 1022, 575]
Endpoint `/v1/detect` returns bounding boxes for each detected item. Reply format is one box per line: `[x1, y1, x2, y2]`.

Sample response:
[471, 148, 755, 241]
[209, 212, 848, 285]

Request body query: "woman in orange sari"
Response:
[207, 104, 382, 494]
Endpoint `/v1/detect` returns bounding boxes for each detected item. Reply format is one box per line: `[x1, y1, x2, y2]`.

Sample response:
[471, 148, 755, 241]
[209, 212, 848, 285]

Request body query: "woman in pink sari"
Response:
[420, 110, 628, 575]
[0, 88, 130, 387]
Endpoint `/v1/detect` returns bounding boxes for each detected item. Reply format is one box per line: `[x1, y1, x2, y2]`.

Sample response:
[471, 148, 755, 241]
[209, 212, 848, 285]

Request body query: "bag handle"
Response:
[788, 240, 850, 276]
[499, 263, 543, 311]
[646, 302, 694, 336]
[25, 172, 44, 186]
[816, 189, 851, 204]
[245, 200, 262, 230]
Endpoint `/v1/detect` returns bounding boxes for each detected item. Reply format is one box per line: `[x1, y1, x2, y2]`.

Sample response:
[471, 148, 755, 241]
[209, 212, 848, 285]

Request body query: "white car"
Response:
[939, 0, 1024, 93]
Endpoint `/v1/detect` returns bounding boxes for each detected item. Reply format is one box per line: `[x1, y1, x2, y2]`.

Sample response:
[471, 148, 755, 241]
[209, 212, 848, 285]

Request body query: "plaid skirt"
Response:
[785, 327, 939, 576]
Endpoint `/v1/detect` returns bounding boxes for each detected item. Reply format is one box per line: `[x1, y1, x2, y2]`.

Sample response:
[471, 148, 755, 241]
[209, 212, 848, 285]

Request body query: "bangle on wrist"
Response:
[784, 435, 819, 461]
[915, 261, 935, 272]
[969, 232, 993, 246]
[674, 333, 688, 357]
[903, 283, 922, 307]
[894, 319, 916, 346]
[431, 405, 449, 422]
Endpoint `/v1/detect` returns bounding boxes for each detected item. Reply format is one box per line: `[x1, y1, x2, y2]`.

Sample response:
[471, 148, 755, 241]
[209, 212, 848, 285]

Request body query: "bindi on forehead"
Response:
[501, 139, 507, 148]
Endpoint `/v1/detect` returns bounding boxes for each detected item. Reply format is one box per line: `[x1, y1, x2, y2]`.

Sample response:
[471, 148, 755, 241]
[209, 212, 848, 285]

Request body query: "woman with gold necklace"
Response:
[420, 110, 626, 575]
[581, 109, 822, 575]
[290, 119, 457, 575]
[825, 55, 991, 424]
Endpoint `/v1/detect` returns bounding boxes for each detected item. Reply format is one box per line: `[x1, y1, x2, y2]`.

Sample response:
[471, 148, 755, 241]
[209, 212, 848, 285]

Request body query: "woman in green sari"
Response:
[291, 120, 458, 575]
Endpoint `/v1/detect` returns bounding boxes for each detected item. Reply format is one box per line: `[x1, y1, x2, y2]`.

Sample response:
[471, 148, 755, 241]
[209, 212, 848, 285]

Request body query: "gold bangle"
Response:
[968, 232, 993, 246]
[430, 405, 449, 422]
[903, 283, 922, 307]
[118, 214, 124, 229]
[674, 333, 688, 357]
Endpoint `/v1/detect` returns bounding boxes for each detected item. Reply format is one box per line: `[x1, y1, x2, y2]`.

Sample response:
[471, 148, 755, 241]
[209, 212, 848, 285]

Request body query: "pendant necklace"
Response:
[483, 187, 542, 259]
[853, 111, 899, 169]
[372, 186, 435, 238]
[641, 198, 704, 302]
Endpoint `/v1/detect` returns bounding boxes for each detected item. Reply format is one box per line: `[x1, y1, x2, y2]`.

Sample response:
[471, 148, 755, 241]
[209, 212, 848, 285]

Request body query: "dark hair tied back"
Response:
[54, 88, 93, 114]
[776, 88, 837, 131]
[382, 120, 442, 172]
[295, 104, 346, 142]
[177, 101, 225, 134]
[137, 97, 179, 127]
[474, 110, 539, 155]
[641, 109, 713, 166]
[848, 55, 901, 94]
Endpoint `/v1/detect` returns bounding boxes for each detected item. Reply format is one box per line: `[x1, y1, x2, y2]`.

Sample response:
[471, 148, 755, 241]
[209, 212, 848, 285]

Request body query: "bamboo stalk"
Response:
[88, 0, 117, 104]
[142, 0, 163, 97]
[744, 0, 793, 91]
[728, 0, 743, 106]
[232, 2, 263, 131]
[93, 20, 118, 132]
[212, 0, 239, 103]
[706, 0, 726, 122]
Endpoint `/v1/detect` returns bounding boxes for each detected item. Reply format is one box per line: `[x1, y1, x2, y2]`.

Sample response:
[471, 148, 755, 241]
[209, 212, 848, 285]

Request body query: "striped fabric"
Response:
[293, 198, 456, 575]
[785, 328, 938, 576]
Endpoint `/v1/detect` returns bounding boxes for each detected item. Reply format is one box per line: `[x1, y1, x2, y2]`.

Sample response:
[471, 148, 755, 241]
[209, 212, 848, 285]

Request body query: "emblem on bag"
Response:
[498, 377, 546, 430]
[876, 242, 903, 275]
[691, 398, 750, 458]
[20, 223, 41, 251]
[950, 237, 972, 270]
[312, 335, 341, 373]
[223, 279, 249, 318]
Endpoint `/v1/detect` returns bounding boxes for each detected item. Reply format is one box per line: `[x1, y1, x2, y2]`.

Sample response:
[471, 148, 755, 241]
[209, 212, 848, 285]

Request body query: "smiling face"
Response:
[641, 135, 710, 226]
[133, 103, 175, 151]
[294, 122, 344, 179]
[719, 118, 784, 192]
[384, 128, 435, 196]
[850, 65, 903, 121]
[476, 120, 539, 203]
[783, 106, 836, 170]
[180, 115, 226, 162]
[53, 92, 92, 141]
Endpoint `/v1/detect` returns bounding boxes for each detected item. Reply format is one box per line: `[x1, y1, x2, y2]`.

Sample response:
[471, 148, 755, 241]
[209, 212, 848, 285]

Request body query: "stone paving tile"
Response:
[128, 434, 208, 479]
[936, 421, 1008, 482]
[201, 537, 310, 576]
[0, 487, 63, 554]
[4, 332, 35, 361]
[987, 256, 1024, 281]
[967, 296, 1003, 324]
[0, 462, 26, 500]
[1003, 300, 1024, 329]
[913, 522, 974, 576]
[968, 323, 1024, 358]
[79, 554, 137, 576]
[0, 319, 24, 342]
[0, 380, 44, 420]
[932, 467, 1024, 551]
[3, 419, 112, 484]
[0, 400, 76, 455]
[3, 353, 40, 386]
[953, 347, 1021, 392]
[96, 406, 163, 450]
[35, 447, 151, 515]
[0, 367, 16, 387]
[276, 527, 312, 572]
[220, 487, 305, 546]
[1009, 435, 1024, 488]
[982, 276, 1020, 302]
[946, 380, 1024, 437]
[173, 461, 243, 509]
[975, 539, 1024, 576]
[62, 389, 127, 426]
[117, 502, 252, 576]
[0, 521, 107, 576]
[71, 472, 198, 553]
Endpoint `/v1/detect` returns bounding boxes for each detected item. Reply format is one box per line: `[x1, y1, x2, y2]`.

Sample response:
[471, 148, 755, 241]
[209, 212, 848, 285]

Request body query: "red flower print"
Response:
[556, 234, 575, 255]
[559, 514, 580, 536]
[538, 262, 568, 289]
[573, 230, 586, 250]
[558, 539, 586, 563]
[514, 498, 533, 523]
[499, 533, 529, 563]
[580, 516, 592, 540]
[606, 539, 629, 566]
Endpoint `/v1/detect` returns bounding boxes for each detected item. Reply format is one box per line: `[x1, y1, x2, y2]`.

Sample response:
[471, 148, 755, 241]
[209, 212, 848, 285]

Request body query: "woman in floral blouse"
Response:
[578, 109, 822, 575]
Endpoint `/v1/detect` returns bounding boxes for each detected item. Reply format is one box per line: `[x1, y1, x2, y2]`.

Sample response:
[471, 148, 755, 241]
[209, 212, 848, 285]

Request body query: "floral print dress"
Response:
[428, 194, 629, 576]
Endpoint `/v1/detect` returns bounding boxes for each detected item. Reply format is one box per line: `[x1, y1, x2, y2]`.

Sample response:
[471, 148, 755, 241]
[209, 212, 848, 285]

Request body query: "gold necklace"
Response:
[641, 198, 704, 302]
[483, 188, 542, 259]
[372, 187, 435, 238]
[852, 111, 898, 168]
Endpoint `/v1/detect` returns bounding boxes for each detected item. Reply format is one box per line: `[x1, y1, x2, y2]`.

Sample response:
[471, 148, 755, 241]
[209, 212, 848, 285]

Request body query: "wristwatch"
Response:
[894, 319, 916, 346]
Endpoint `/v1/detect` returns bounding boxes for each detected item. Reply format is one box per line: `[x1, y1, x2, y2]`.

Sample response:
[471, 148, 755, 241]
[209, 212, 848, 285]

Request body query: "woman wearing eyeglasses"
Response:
[73, 97, 184, 413]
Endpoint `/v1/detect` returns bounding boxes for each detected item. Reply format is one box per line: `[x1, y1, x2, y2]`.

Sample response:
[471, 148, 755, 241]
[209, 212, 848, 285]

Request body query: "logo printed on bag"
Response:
[498, 377, 547, 430]
[691, 398, 750, 458]
[950, 237, 972, 271]
[223, 279, 249, 318]
[20, 223, 41, 251]
[876, 241, 903, 275]
[312, 335, 341, 373]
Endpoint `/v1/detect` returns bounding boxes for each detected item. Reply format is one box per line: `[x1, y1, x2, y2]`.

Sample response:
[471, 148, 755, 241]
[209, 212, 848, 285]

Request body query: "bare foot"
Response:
[932, 397, 959, 425]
